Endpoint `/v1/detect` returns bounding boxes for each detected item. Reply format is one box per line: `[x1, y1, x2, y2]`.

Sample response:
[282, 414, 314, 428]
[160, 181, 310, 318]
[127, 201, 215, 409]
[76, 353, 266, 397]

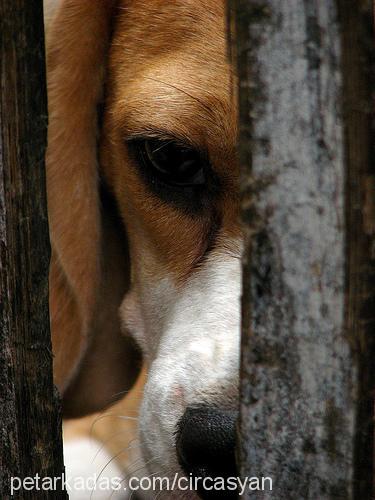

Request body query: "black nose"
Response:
[176, 406, 238, 499]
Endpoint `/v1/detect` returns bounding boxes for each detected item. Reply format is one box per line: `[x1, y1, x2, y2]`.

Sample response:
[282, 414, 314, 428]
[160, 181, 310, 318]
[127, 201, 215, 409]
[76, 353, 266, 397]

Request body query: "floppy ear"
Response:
[46, 0, 140, 417]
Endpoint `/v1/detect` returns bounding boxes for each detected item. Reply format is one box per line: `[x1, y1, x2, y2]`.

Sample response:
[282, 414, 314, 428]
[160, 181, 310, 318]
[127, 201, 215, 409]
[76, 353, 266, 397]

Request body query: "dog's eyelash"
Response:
[125, 130, 200, 152]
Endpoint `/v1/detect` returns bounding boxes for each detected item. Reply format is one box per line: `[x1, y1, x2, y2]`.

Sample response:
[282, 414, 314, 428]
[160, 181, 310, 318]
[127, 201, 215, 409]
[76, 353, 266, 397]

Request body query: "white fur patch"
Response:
[63, 437, 126, 499]
[122, 247, 242, 484]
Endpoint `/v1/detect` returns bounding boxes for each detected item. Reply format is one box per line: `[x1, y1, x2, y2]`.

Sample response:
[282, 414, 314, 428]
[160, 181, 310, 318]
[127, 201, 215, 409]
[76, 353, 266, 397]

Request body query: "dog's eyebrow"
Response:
[143, 76, 215, 116]
[112, 70, 229, 148]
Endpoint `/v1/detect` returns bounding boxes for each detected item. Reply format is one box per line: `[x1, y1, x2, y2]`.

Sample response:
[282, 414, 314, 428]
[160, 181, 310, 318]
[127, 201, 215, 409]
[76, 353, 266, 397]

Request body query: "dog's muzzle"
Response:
[176, 406, 238, 499]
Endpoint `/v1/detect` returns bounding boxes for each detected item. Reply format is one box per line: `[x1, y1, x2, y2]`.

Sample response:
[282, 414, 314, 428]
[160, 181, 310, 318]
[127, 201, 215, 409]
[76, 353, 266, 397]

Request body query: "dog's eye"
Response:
[137, 139, 205, 186]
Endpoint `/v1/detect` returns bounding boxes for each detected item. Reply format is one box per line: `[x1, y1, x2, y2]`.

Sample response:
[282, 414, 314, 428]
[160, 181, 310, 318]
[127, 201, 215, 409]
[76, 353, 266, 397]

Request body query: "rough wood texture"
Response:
[0, 1, 67, 498]
[339, 2, 375, 496]
[232, 0, 374, 498]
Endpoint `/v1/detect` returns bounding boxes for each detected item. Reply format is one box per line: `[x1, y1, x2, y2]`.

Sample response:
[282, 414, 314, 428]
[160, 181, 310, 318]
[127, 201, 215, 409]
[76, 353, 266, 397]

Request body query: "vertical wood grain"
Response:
[231, 0, 374, 497]
[0, 1, 66, 497]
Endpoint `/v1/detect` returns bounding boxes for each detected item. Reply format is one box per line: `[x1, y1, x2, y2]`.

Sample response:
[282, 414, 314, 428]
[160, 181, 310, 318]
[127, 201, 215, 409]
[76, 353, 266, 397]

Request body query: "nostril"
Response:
[176, 406, 238, 498]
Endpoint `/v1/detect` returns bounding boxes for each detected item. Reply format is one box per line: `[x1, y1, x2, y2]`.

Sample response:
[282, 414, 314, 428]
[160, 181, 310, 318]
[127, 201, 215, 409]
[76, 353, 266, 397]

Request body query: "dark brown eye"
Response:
[138, 138, 205, 186]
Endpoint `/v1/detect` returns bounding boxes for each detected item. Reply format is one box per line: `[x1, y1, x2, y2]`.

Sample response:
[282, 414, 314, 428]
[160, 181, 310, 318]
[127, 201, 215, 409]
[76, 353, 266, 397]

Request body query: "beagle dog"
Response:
[46, 1, 241, 498]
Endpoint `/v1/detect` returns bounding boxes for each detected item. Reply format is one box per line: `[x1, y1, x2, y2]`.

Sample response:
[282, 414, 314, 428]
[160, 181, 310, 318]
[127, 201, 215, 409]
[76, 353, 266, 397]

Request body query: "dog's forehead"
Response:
[115, 0, 226, 49]
[112, 0, 229, 86]
[110, 0, 235, 152]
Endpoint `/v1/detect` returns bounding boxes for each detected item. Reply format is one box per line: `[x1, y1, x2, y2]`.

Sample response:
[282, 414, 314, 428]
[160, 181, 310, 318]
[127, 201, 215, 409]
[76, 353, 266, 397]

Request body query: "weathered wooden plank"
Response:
[232, 0, 374, 498]
[0, 1, 66, 498]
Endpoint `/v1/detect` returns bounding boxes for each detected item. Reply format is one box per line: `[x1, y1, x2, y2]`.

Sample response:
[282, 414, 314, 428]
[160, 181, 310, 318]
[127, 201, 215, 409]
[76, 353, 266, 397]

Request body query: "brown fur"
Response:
[63, 369, 146, 471]
[47, 0, 140, 416]
[101, 0, 240, 281]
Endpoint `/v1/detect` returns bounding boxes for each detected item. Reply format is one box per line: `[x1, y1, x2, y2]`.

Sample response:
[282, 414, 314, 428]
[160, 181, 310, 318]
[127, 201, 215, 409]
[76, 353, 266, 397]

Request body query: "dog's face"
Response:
[47, 0, 240, 496]
[100, 0, 241, 489]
